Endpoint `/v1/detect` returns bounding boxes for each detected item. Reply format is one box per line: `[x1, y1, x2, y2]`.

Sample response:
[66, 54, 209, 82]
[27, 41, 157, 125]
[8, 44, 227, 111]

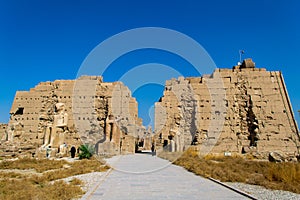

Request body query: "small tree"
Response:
[78, 144, 95, 159]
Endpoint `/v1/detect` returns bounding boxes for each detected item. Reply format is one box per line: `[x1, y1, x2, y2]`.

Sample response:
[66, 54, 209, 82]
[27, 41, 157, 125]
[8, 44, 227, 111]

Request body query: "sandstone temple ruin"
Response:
[155, 59, 299, 159]
[0, 59, 299, 160]
[0, 76, 150, 158]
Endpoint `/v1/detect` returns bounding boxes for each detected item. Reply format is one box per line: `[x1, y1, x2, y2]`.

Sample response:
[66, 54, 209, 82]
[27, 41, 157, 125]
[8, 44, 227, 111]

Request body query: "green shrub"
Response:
[78, 144, 95, 159]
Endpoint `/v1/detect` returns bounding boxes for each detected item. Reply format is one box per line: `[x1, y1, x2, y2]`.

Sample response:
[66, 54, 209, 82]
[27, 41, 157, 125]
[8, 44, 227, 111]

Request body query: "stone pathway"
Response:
[81, 154, 248, 200]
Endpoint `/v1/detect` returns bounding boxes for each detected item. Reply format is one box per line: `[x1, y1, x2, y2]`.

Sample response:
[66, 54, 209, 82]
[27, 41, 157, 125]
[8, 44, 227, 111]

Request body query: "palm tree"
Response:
[78, 144, 95, 159]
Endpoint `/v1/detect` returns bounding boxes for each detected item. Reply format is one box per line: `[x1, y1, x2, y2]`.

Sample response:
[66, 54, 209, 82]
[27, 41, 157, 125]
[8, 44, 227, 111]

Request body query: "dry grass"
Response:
[69, 178, 84, 186]
[0, 157, 67, 173]
[0, 178, 84, 200]
[173, 149, 300, 194]
[157, 151, 182, 162]
[0, 171, 27, 179]
[0, 157, 109, 199]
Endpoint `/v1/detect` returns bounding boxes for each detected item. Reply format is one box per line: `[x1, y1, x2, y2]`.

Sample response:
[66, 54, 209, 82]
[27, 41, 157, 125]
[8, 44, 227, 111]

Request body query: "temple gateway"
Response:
[0, 59, 299, 160]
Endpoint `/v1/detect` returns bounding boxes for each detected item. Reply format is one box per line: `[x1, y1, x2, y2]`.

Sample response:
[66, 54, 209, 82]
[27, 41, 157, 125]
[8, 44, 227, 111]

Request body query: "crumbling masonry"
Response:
[0, 76, 148, 157]
[0, 59, 299, 159]
[155, 59, 299, 159]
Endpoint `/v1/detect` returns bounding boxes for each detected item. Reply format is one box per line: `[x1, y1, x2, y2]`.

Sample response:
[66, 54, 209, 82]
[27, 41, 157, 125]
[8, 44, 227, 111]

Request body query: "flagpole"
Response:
[239, 50, 242, 63]
[239, 50, 244, 63]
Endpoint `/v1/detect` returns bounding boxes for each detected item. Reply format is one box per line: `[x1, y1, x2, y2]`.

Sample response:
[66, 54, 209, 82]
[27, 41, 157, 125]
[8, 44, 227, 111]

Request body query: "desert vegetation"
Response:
[0, 157, 109, 200]
[169, 149, 300, 194]
[78, 144, 95, 159]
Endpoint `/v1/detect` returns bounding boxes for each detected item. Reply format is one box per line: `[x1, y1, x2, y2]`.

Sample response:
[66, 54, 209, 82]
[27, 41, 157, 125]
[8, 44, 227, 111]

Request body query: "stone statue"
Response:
[59, 142, 68, 155]
[6, 119, 24, 142]
[54, 103, 68, 127]
[6, 123, 15, 142]
[168, 113, 184, 152]
[42, 103, 68, 149]
[42, 123, 53, 148]
[105, 114, 116, 142]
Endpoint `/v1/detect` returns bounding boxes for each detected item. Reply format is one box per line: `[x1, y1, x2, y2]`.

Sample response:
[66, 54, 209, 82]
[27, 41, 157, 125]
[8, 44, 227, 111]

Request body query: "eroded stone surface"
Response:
[0, 76, 148, 158]
[1, 59, 299, 160]
[155, 59, 300, 159]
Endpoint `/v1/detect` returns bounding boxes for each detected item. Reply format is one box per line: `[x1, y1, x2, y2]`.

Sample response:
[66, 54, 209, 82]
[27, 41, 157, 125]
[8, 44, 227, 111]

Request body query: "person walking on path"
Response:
[151, 143, 156, 156]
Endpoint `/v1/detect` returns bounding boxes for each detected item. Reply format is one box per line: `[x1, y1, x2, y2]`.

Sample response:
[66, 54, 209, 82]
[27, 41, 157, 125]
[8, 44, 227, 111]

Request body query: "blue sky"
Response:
[1, 0, 300, 127]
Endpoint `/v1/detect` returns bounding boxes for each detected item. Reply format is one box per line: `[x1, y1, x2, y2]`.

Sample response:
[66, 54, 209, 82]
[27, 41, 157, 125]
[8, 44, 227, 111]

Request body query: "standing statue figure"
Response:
[54, 103, 68, 127]
[59, 142, 68, 155]
[42, 123, 53, 148]
[42, 103, 68, 149]
[168, 113, 184, 152]
[6, 119, 24, 142]
[105, 114, 116, 142]
[6, 123, 15, 142]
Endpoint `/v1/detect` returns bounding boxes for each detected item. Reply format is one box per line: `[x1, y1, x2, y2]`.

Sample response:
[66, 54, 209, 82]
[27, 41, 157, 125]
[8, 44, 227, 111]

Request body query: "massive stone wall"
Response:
[0, 76, 145, 157]
[1, 59, 299, 160]
[155, 59, 300, 158]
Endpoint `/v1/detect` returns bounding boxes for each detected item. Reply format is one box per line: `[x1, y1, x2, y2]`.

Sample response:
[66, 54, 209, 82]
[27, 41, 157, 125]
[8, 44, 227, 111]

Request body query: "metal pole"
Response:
[239, 50, 244, 63]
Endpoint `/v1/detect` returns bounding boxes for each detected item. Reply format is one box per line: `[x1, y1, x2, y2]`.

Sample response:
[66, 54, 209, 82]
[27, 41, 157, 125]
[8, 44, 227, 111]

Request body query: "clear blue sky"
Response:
[1, 0, 300, 127]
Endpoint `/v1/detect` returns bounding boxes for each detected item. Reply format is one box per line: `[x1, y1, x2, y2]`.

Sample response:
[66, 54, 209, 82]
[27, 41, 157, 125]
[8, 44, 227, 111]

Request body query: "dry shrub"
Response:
[204, 154, 227, 161]
[173, 150, 300, 194]
[0, 157, 109, 199]
[72, 158, 109, 172]
[0, 179, 36, 200]
[184, 148, 199, 157]
[0, 171, 26, 179]
[0, 179, 83, 200]
[69, 178, 84, 186]
[0, 157, 107, 175]
[157, 151, 182, 162]
[0, 158, 68, 173]
[262, 162, 300, 193]
[266, 163, 297, 182]
[30, 159, 108, 182]
[39, 180, 84, 200]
